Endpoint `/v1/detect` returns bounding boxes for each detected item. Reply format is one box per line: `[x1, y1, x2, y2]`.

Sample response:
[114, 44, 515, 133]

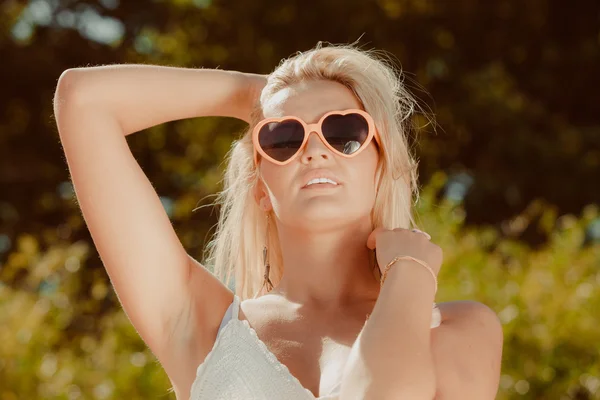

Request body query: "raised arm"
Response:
[53, 65, 266, 397]
[55, 65, 265, 131]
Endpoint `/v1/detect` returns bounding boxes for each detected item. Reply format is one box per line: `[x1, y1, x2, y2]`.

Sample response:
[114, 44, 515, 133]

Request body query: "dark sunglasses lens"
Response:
[322, 113, 369, 155]
[258, 120, 305, 162]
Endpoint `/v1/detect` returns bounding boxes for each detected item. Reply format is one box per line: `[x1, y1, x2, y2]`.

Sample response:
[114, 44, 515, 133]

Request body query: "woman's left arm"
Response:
[339, 262, 503, 399]
[339, 261, 438, 399]
[339, 228, 503, 400]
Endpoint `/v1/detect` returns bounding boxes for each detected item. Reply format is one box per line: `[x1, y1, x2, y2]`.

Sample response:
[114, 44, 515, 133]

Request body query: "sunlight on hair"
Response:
[202, 41, 436, 299]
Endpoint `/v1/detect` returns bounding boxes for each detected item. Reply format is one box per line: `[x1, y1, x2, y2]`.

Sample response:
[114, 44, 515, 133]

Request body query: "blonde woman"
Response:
[53, 42, 503, 399]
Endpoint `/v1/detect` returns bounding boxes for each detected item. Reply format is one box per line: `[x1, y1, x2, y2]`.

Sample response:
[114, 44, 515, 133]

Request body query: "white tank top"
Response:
[189, 295, 442, 399]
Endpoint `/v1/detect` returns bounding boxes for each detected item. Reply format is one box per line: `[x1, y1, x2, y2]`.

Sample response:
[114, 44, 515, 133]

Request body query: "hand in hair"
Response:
[367, 226, 442, 278]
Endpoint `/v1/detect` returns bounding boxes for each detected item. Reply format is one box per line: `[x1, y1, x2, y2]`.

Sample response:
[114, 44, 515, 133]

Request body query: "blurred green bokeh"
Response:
[1, 0, 599, 399]
[1, 175, 599, 399]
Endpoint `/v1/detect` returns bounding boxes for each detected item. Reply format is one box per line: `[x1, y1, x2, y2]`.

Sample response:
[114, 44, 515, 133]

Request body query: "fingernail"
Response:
[415, 229, 431, 239]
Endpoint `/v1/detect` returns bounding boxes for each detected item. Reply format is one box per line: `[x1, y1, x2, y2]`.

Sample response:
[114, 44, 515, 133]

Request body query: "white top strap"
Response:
[231, 294, 241, 320]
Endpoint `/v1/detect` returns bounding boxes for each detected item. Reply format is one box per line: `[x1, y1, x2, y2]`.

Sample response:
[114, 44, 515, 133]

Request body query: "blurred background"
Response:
[1, 0, 599, 398]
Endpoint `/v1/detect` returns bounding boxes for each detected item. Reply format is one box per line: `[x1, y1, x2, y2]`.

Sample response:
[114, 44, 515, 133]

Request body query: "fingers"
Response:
[411, 229, 432, 240]
[366, 226, 385, 250]
[367, 227, 432, 250]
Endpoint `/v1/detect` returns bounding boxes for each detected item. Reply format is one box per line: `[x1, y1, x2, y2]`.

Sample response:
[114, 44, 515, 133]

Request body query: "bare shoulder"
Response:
[432, 300, 503, 400]
[238, 293, 290, 323]
[436, 300, 500, 326]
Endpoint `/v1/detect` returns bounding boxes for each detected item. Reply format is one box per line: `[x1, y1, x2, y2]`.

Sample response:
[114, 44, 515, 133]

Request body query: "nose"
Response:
[300, 131, 331, 163]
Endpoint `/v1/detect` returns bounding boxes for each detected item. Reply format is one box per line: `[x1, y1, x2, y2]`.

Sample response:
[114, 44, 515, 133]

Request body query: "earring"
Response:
[262, 213, 274, 292]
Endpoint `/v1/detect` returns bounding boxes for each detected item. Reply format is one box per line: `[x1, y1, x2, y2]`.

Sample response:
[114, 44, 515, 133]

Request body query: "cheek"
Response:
[260, 162, 295, 195]
[360, 146, 380, 188]
[351, 163, 379, 202]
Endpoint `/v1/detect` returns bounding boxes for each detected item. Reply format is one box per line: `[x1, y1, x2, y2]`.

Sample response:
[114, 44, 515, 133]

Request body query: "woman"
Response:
[53, 42, 503, 399]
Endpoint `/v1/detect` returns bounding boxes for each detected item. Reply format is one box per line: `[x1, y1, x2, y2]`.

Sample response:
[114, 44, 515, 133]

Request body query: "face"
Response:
[254, 79, 380, 232]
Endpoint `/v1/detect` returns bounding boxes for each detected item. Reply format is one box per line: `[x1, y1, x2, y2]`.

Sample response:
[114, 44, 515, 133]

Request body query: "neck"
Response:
[270, 217, 380, 309]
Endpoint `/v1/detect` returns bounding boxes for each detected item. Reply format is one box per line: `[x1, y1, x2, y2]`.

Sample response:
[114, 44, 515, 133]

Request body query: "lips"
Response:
[303, 182, 340, 191]
[300, 169, 342, 188]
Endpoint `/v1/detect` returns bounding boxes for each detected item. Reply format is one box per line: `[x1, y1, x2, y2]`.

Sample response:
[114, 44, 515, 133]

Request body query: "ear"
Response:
[253, 178, 272, 212]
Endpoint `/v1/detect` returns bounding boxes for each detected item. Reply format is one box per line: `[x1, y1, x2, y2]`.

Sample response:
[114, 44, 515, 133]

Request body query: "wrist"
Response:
[381, 259, 437, 294]
[235, 72, 267, 123]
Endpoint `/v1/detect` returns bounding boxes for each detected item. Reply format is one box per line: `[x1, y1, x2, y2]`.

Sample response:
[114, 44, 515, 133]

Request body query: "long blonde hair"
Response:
[202, 42, 431, 300]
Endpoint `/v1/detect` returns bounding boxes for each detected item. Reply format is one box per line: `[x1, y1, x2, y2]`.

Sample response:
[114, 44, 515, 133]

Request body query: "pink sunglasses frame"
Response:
[252, 108, 381, 166]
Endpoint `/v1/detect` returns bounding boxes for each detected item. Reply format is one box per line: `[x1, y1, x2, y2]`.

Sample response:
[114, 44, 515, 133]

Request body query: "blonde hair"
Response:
[202, 41, 432, 300]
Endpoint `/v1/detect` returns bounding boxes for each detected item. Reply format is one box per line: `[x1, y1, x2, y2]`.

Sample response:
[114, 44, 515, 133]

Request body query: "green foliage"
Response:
[1, 0, 599, 398]
[417, 173, 600, 399]
[0, 240, 174, 399]
[0, 173, 598, 399]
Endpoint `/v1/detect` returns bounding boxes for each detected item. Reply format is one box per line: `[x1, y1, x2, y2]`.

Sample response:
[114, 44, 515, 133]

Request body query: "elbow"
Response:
[373, 383, 436, 400]
[395, 368, 437, 400]
[53, 68, 90, 117]
[389, 387, 436, 400]
[339, 387, 435, 400]
[340, 376, 436, 400]
[368, 371, 437, 400]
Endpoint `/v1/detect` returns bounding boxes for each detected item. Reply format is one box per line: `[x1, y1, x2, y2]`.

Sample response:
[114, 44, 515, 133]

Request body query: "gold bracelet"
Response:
[380, 255, 438, 294]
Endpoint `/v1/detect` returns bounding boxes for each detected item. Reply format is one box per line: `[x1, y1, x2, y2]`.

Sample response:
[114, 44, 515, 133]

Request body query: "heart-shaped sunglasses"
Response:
[252, 109, 381, 166]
